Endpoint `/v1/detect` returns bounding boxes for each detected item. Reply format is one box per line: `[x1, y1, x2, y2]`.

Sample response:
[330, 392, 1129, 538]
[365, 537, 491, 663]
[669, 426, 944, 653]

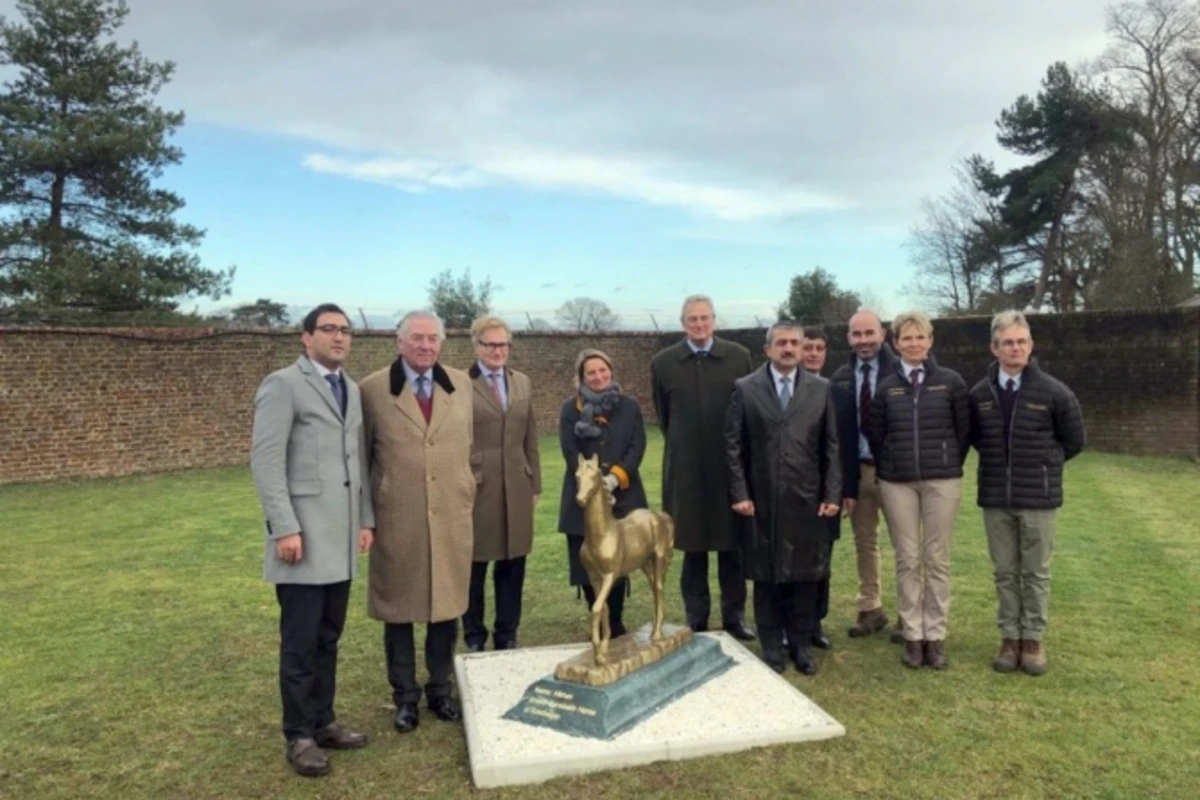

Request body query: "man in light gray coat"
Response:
[250, 303, 375, 779]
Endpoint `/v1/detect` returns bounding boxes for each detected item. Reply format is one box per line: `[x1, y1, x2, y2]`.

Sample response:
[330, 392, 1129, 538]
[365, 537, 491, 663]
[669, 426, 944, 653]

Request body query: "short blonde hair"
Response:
[891, 309, 933, 338]
[990, 309, 1030, 344]
[470, 315, 512, 342]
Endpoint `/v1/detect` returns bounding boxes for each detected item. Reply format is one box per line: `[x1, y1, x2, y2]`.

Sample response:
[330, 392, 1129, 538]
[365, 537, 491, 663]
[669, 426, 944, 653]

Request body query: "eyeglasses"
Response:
[477, 341, 511, 351]
[315, 325, 353, 336]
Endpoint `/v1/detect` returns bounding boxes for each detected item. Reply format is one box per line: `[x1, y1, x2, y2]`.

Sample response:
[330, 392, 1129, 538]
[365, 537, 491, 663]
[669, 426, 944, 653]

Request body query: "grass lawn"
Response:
[1, 430, 1198, 799]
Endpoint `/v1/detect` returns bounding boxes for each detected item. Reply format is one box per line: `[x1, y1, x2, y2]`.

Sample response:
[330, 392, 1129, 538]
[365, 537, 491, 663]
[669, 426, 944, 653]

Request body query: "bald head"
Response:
[847, 308, 884, 361]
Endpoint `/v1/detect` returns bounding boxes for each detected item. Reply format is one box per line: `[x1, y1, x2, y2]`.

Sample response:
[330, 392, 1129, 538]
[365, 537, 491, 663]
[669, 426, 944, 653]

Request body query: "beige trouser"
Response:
[878, 478, 962, 642]
[850, 464, 885, 612]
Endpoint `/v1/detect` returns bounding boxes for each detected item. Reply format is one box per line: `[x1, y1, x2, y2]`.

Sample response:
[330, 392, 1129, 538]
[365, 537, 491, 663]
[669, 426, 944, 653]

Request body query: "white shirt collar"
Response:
[309, 358, 343, 379]
[769, 364, 797, 385]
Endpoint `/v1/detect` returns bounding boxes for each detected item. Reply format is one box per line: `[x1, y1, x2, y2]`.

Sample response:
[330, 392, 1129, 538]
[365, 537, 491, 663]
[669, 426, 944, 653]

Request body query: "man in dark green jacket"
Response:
[651, 295, 756, 639]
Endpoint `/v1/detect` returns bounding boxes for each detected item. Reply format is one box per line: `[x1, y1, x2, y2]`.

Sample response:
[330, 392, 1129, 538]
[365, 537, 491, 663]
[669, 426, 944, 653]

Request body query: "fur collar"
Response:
[388, 359, 455, 396]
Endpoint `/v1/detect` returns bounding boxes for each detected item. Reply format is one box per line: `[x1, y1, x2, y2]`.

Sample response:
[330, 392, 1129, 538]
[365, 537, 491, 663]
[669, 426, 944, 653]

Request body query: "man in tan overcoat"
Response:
[463, 316, 542, 652]
[360, 310, 474, 733]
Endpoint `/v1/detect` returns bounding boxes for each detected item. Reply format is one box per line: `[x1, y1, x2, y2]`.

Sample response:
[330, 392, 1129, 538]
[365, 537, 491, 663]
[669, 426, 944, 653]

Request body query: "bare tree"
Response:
[555, 297, 620, 332]
[1094, 0, 1200, 302]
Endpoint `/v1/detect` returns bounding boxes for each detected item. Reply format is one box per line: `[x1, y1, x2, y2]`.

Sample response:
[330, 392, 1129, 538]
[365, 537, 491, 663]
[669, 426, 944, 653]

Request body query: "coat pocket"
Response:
[288, 480, 322, 496]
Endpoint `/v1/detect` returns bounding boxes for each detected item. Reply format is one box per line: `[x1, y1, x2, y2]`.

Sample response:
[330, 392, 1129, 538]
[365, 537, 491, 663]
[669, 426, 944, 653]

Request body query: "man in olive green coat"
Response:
[650, 294, 756, 639]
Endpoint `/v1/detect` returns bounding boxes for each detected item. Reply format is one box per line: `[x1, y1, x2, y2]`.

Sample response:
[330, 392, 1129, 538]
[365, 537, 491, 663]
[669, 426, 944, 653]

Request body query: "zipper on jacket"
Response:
[912, 382, 921, 481]
[1043, 464, 1049, 498]
[941, 440, 948, 467]
[989, 380, 1015, 506]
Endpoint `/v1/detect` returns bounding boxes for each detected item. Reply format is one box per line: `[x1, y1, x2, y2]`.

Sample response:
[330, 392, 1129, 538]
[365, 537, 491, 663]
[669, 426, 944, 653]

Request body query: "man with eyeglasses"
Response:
[462, 316, 541, 652]
[360, 310, 475, 734]
[250, 303, 375, 778]
[968, 310, 1084, 677]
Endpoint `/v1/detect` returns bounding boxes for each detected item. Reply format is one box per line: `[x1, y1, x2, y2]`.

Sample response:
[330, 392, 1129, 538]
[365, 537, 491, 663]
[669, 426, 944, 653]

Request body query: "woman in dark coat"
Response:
[557, 348, 649, 637]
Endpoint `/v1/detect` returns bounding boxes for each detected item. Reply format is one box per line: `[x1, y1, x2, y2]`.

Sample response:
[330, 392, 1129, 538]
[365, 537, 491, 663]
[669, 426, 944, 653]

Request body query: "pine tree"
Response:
[0, 0, 233, 319]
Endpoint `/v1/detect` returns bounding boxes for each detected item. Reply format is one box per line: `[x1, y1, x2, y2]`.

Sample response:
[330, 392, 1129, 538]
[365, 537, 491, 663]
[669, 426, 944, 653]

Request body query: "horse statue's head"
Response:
[575, 453, 606, 508]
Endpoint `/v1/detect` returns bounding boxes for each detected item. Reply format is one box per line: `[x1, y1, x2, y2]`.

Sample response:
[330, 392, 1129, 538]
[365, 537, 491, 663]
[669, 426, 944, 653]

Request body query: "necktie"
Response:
[1006, 378, 1016, 394]
[779, 375, 792, 410]
[696, 349, 708, 358]
[859, 362, 872, 433]
[416, 375, 429, 399]
[324, 374, 346, 417]
[489, 372, 506, 410]
[910, 368, 923, 395]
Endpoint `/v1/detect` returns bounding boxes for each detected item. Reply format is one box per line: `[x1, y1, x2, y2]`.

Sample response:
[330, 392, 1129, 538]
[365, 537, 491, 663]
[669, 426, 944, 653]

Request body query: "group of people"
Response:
[249, 296, 1085, 779]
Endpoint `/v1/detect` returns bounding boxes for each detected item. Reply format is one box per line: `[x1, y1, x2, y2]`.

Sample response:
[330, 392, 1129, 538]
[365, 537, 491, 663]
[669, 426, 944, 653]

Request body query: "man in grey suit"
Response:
[250, 303, 375, 778]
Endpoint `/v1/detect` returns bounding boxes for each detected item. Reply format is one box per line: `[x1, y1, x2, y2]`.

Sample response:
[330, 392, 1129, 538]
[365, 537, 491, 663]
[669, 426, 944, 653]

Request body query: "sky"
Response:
[0, 0, 1115, 329]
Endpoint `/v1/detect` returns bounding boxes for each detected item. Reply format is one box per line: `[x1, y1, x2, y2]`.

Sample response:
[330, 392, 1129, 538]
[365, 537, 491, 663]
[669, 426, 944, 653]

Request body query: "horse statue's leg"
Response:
[652, 514, 674, 641]
[590, 572, 617, 666]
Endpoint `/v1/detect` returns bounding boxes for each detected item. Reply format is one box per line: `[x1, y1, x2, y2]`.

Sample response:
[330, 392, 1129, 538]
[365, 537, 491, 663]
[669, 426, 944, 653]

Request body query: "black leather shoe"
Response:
[393, 702, 419, 733]
[428, 696, 461, 722]
[285, 738, 330, 777]
[494, 637, 518, 650]
[687, 619, 709, 633]
[791, 647, 818, 676]
[723, 620, 757, 641]
[811, 631, 833, 650]
[313, 722, 367, 750]
[465, 641, 485, 653]
[761, 650, 786, 674]
[609, 621, 628, 638]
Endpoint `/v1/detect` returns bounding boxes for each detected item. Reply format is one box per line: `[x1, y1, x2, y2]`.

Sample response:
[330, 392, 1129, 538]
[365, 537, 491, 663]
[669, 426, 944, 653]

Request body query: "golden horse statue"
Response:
[574, 453, 675, 666]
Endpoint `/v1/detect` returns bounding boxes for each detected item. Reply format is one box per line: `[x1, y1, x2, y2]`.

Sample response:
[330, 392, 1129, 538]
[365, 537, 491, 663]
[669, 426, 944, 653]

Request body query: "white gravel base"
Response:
[456, 628, 846, 789]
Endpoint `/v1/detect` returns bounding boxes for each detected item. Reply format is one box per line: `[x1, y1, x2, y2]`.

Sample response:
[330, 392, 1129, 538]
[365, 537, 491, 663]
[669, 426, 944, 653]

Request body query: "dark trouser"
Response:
[383, 620, 457, 706]
[754, 580, 819, 663]
[463, 556, 527, 649]
[276, 580, 350, 741]
[814, 542, 834, 628]
[680, 549, 748, 628]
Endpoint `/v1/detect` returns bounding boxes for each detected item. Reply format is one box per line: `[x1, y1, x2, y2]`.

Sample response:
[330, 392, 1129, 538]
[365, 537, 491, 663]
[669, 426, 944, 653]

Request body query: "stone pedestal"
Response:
[503, 633, 733, 739]
[456, 628, 847, 789]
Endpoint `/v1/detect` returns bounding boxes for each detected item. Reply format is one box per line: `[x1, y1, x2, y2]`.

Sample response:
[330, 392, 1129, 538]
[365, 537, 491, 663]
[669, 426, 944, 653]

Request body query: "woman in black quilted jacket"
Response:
[866, 310, 970, 671]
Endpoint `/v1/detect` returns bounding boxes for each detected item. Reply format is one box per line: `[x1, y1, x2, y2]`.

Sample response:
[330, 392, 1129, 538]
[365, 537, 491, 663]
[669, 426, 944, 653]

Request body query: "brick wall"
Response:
[0, 307, 1196, 484]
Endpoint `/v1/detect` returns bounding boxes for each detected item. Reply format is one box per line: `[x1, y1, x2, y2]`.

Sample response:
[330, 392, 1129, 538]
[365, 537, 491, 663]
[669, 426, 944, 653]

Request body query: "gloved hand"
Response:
[603, 474, 619, 494]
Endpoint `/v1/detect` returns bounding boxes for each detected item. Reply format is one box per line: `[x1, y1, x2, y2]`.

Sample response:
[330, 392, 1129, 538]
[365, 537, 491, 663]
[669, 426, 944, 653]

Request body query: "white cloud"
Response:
[303, 148, 851, 220]
[1, 0, 1115, 223]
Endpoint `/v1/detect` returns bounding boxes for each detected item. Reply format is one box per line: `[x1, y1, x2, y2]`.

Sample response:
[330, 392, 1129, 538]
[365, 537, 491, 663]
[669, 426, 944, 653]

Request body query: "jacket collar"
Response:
[675, 335, 731, 361]
[468, 361, 509, 379]
[987, 357, 1041, 385]
[388, 358, 455, 396]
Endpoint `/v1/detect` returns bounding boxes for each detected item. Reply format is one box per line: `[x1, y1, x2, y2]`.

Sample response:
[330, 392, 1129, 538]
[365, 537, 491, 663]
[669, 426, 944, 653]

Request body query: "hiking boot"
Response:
[902, 640, 924, 669]
[992, 638, 1020, 673]
[889, 615, 905, 644]
[924, 639, 947, 670]
[1020, 639, 1047, 676]
[847, 608, 888, 638]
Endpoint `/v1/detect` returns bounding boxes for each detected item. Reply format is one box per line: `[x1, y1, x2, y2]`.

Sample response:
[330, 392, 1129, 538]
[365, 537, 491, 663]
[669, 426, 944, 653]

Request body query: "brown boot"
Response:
[924, 639, 947, 670]
[1020, 639, 1047, 676]
[285, 738, 330, 778]
[847, 608, 888, 638]
[889, 615, 904, 644]
[902, 640, 924, 669]
[992, 639, 1020, 673]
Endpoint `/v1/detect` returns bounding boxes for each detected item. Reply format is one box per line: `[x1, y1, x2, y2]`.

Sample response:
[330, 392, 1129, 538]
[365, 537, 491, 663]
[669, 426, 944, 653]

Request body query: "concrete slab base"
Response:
[455, 625, 846, 789]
